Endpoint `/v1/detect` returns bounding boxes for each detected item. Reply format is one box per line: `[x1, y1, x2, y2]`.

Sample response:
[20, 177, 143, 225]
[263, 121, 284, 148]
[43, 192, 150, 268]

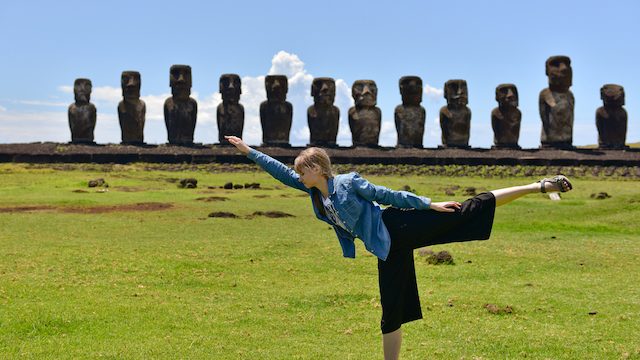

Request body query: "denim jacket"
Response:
[247, 149, 432, 261]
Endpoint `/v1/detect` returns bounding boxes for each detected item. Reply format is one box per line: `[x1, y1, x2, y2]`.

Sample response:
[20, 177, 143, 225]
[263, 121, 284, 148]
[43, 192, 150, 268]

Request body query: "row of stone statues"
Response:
[68, 56, 630, 149]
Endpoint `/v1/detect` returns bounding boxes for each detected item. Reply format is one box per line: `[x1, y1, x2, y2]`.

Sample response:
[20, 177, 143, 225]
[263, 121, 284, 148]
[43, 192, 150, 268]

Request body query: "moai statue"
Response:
[539, 56, 574, 149]
[118, 71, 146, 145]
[164, 65, 197, 146]
[348, 80, 381, 147]
[307, 77, 340, 147]
[68, 78, 97, 144]
[395, 76, 425, 148]
[217, 74, 244, 144]
[260, 75, 292, 147]
[596, 84, 628, 149]
[439, 79, 471, 148]
[491, 84, 521, 149]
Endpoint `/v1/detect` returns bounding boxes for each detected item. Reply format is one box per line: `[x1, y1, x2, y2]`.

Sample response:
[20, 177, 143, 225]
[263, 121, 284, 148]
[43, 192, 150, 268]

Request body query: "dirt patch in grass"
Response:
[484, 303, 514, 315]
[195, 196, 230, 202]
[0, 205, 56, 213]
[0, 202, 173, 214]
[208, 211, 239, 218]
[249, 211, 295, 218]
[63, 202, 173, 213]
[112, 186, 146, 192]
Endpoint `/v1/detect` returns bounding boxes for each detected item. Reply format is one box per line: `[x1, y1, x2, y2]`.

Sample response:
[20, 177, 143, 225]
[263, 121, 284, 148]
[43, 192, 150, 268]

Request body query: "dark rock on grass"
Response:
[195, 196, 229, 202]
[463, 187, 477, 196]
[88, 178, 107, 187]
[233, 184, 244, 189]
[400, 185, 417, 193]
[417, 249, 454, 265]
[250, 211, 295, 218]
[484, 303, 514, 315]
[208, 211, 238, 218]
[178, 178, 197, 188]
[223, 182, 233, 189]
[442, 185, 460, 196]
[590, 192, 611, 199]
[244, 183, 261, 189]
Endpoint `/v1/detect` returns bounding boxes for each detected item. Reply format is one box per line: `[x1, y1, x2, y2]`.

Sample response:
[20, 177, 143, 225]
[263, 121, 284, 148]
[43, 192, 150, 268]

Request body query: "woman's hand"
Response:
[225, 136, 251, 155]
[429, 201, 462, 212]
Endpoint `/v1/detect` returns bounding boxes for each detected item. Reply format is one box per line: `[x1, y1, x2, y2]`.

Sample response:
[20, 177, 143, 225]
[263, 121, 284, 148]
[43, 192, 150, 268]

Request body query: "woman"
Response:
[225, 135, 573, 360]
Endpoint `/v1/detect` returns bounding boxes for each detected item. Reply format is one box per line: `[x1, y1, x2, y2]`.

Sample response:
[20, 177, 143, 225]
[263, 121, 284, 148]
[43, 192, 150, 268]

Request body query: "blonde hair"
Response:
[294, 147, 334, 178]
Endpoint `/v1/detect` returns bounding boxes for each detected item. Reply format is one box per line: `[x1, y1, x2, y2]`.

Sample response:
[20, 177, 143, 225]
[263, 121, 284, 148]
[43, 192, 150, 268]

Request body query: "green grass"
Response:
[1, 163, 639, 359]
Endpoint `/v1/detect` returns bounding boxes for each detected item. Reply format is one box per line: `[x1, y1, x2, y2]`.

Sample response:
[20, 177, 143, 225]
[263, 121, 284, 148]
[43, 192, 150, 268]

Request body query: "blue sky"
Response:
[1, 0, 638, 147]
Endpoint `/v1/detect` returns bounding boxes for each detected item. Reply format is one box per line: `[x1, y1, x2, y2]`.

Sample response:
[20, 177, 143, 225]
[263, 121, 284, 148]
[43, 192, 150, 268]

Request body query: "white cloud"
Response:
[425, 84, 444, 99]
[0, 105, 6, 112]
[0, 110, 68, 143]
[238, 51, 353, 147]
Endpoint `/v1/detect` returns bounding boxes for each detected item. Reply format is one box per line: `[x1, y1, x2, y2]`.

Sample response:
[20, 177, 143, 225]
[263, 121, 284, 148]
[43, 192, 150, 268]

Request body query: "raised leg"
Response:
[490, 183, 539, 207]
[490, 176, 572, 207]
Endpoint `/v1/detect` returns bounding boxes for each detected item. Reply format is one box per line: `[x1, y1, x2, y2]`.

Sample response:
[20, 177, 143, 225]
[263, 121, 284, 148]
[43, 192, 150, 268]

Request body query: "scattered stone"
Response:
[233, 184, 244, 189]
[250, 211, 295, 218]
[588, 311, 598, 316]
[178, 178, 197, 188]
[484, 303, 513, 315]
[88, 178, 107, 187]
[463, 187, 477, 196]
[442, 185, 460, 196]
[590, 192, 611, 199]
[208, 211, 238, 218]
[195, 196, 229, 202]
[244, 183, 261, 189]
[417, 249, 454, 265]
[223, 182, 233, 189]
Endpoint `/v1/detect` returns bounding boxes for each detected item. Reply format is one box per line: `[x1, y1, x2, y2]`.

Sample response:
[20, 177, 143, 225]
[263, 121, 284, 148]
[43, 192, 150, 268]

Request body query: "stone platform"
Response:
[1, 143, 639, 166]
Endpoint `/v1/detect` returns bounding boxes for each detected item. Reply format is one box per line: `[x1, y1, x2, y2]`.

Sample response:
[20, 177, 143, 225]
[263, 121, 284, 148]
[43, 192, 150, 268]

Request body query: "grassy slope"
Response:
[0, 164, 639, 359]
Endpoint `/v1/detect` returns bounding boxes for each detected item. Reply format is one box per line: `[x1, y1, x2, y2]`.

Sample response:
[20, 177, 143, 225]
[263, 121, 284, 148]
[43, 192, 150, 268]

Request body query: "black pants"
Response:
[378, 192, 496, 334]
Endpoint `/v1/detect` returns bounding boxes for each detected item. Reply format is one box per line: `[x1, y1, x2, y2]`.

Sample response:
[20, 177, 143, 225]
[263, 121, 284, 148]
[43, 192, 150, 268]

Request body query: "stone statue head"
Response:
[121, 71, 141, 100]
[545, 55, 572, 91]
[311, 77, 336, 106]
[352, 80, 377, 107]
[73, 78, 92, 104]
[169, 65, 192, 100]
[601, 84, 625, 108]
[495, 83, 518, 108]
[399, 76, 423, 106]
[219, 73, 241, 103]
[265, 75, 288, 102]
[444, 79, 468, 107]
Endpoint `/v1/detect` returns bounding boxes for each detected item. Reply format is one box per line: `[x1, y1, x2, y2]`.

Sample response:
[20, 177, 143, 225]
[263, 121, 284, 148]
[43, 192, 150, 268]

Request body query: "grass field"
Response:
[1, 163, 639, 359]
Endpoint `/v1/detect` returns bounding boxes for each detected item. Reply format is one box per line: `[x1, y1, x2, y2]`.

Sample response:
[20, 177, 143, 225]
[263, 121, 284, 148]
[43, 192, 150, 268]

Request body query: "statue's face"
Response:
[546, 56, 572, 90]
[496, 84, 518, 108]
[219, 74, 241, 102]
[352, 80, 377, 107]
[444, 80, 468, 107]
[170, 65, 192, 89]
[400, 76, 423, 105]
[121, 71, 141, 100]
[311, 78, 336, 105]
[74, 78, 92, 103]
[265, 75, 288, 101]
[601, 84, 625, 107]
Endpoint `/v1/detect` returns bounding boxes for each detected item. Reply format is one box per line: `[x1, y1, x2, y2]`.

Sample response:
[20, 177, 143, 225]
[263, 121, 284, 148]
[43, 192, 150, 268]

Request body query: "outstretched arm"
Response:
[352, 173, 461, 212]
[225, 136, 308, 193]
